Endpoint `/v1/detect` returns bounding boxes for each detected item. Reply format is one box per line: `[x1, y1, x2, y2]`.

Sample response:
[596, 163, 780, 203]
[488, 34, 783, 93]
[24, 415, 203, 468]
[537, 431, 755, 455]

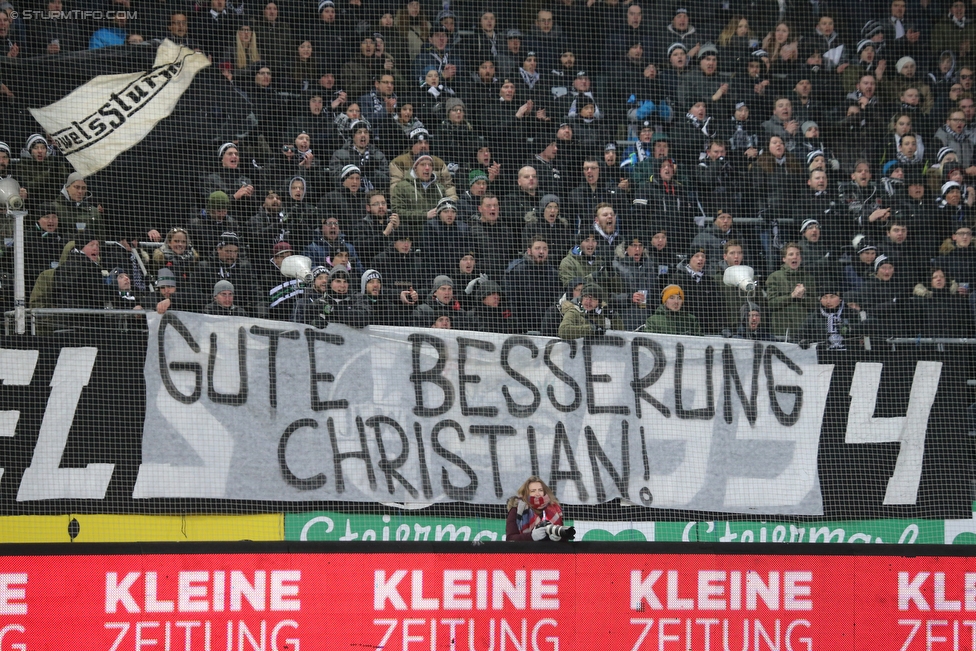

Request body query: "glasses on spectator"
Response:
[282, 146, 296, 153]
[326, 220, 340, 226]
[963, 74, 974, 79]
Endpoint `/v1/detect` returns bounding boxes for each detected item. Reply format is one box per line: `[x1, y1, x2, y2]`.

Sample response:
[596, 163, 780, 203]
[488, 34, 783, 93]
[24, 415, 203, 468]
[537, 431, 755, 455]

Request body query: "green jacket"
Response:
[766, 265, 817, 337]
[644, 304, 701, 336]
[54, 195, 104, 243]
[558, 300, 625, 339]
[558, 250, 602, 285]
[390, 174, 449, 230]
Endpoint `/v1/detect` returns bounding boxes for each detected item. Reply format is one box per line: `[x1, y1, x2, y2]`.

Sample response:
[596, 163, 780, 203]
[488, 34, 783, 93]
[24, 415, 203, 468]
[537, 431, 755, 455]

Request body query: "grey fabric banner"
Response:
[136, 312, 829, 514]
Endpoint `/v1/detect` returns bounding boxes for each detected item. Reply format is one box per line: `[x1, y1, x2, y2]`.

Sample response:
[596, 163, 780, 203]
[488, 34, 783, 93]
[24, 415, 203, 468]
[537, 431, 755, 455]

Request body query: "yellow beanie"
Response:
[661, 284, 684, 304]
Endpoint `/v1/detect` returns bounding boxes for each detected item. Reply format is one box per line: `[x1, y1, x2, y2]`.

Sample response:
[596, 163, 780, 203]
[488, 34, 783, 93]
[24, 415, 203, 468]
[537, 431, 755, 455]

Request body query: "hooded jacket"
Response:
[557, 297, 623, 339]
[390, 169, 451, 229]
[54, 181, 103, 243]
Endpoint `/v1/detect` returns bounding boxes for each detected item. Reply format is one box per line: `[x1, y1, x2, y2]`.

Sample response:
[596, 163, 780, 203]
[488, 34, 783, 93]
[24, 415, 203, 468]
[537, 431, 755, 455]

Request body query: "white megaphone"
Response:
[0, 176, 24, 211]
[279, 254, 313, 284]
[723, 265, 757, 292]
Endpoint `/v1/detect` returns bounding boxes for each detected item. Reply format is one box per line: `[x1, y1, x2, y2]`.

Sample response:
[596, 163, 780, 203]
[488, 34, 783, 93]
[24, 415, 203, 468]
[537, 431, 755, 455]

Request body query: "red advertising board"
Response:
[0, 545, 973, 650]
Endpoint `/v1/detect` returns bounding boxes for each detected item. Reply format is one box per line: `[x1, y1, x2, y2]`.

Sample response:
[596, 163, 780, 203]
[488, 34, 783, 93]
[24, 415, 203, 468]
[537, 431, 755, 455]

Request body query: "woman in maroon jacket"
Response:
[505, 476, 576, 542]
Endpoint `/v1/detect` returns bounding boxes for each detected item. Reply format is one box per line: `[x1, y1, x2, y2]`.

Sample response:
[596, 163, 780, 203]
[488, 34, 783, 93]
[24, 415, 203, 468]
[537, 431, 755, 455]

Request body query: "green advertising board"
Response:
[286, 511, 976, 544]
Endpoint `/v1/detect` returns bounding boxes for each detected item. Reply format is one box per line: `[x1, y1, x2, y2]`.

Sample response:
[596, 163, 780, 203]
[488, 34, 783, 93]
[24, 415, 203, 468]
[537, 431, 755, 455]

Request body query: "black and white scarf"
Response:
[943, 123, 967, 143]
[821, 302, 846, 349]
[519, 67, 540, 89]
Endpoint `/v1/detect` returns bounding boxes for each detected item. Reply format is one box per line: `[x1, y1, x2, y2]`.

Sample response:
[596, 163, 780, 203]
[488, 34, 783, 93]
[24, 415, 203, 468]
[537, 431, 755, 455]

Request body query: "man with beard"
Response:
[504, 236, 563, 332]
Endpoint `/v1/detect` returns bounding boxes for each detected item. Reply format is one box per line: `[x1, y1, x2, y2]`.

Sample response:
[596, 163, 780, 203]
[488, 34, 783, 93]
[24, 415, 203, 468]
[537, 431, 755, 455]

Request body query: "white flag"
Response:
[29, 40, 209, 176]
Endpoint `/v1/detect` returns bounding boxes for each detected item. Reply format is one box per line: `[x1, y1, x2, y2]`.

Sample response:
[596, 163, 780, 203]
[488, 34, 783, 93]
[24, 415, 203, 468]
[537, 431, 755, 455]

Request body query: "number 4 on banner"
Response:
[844, 361, 942, 505]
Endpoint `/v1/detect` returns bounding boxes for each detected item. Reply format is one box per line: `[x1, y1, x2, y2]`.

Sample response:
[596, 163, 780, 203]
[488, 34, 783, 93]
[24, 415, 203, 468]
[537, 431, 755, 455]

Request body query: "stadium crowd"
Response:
[1, 0, 976, 347]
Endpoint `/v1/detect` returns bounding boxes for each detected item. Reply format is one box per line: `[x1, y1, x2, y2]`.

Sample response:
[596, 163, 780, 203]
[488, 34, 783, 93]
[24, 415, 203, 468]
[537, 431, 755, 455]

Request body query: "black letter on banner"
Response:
[327, 416, 376, 493]
[278, 419, 326, 490]
[413, 423, 434, 499]
[631, 337, 670, 418]
[158, 312, 201, 404]
[458, 338, 498, 417]
[470, 425, 517, 497]
[527, 426, 540, 477]
[763, 346, 803, 426]
[305, 329, 349, 411]
[250, 326, 300, 409]
[550, 421, 588, 500]
[409, 333, 454, 417]
[500, 336, 541, 417]
[431, 420, 478, 501]
[639, 426, 649, 481]
[367, 415, 419, 498]
[722, 343, 761, 425]
[207, 329, 248, 405]
[544, 339, 582, 413]
[584, 336, 630, 415]
[674, 343, 715, 420]
[584, 421, 630, 502]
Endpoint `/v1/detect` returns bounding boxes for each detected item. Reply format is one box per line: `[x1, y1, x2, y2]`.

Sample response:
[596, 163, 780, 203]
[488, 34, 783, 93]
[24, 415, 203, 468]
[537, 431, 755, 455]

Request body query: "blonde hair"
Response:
[511, 475, 560, 509]
[718, 15, 752, 46]
[235, 28, 261, 70]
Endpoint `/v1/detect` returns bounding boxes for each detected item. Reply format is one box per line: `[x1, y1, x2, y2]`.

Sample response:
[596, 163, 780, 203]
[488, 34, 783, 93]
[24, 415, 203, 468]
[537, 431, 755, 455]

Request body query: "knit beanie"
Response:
[895, 56, 915, 74]
[361, 268, 381, 294]
[661, 284, 684, 303]
[213, 279, 234, 296]
[539, 193, 560, 213]
[468, 169, 489, 186]
[207, 191, 230, 211]
[581, 282, 606, 302]
[431, 274, 454, 293]
[217, 142, 236, 161]
[157, 268, 177, 287]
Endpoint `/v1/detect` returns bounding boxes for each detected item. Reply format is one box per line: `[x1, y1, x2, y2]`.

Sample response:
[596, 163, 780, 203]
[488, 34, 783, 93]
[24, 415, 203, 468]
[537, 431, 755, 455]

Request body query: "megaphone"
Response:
[280, 254, 313, 284]
[723, 265, 757, 292]
[0, 177, 24, 212]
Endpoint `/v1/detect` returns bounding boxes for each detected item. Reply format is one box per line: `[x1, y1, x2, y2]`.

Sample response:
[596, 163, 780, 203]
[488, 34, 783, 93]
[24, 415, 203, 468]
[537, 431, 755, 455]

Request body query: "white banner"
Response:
[136, 312, 833, 514]
[28, 40, 209, 176]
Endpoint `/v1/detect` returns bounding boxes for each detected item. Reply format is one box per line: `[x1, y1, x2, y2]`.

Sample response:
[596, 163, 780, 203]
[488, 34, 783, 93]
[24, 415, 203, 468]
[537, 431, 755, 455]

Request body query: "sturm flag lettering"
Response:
[28, 40, 209, 177]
